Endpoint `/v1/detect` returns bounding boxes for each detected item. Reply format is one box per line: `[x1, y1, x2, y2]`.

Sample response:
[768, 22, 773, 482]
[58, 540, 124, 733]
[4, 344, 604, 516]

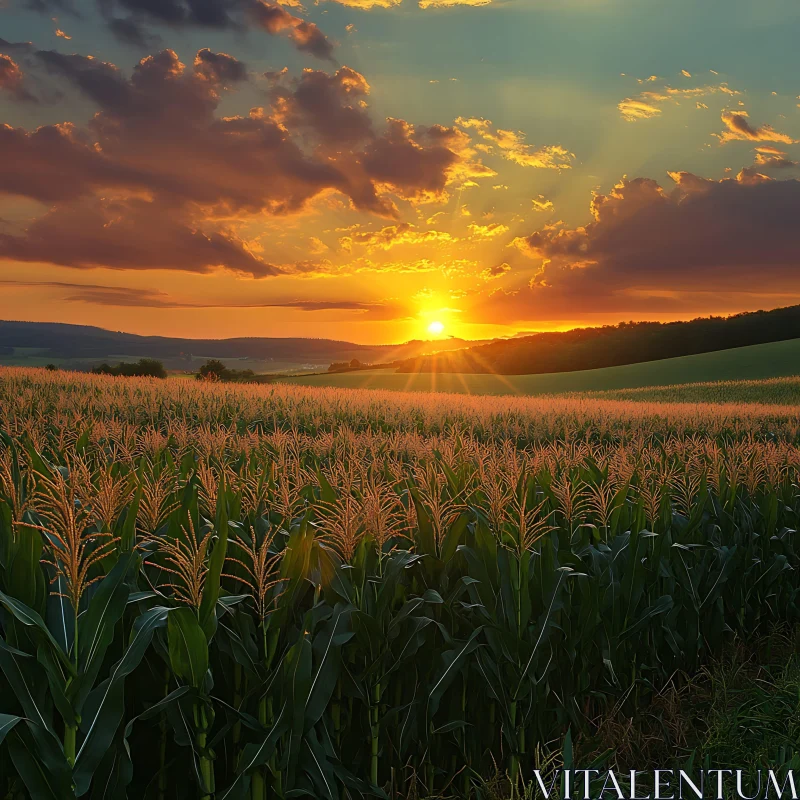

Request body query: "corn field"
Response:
[1, 367, 800, 798]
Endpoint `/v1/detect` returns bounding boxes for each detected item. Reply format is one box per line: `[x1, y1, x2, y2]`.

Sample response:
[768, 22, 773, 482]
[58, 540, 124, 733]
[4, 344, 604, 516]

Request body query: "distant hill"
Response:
[398, 305, 800, 375]
[285, 339, 800, 396]
[0, 321, 494, 373]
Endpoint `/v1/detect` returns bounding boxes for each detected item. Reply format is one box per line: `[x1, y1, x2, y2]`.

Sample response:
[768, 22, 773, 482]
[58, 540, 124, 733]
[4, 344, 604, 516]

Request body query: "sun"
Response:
[427, 320, 445, 336]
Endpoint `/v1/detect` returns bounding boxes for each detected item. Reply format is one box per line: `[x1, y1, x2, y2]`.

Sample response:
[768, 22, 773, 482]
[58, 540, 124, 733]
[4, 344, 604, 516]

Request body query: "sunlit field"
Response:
[283, 338, 800, 397]
[2, 367, 800, 798]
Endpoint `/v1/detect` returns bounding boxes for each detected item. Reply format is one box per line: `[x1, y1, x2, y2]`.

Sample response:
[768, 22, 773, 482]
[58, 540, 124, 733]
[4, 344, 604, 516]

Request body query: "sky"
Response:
[1, 0, 799, 344]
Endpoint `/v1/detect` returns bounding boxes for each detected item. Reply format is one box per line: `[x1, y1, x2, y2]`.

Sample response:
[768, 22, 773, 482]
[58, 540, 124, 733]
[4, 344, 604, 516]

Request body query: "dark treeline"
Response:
[91, 358, 167, 378]
[196, 359, 274, 383]
[398, 305, 800, 375]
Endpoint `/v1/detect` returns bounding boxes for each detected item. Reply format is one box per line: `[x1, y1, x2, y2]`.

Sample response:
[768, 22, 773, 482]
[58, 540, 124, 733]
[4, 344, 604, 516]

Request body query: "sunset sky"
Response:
[1, 0, 799, 344]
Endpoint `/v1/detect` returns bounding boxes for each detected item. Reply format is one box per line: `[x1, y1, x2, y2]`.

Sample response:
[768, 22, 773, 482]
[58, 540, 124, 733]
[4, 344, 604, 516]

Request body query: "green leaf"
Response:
[0, 637, 58, 735]
[440, 512, 469, 564]
[306, 604, 353, 727]
[6, 720, 73, 800]
[0, 590, 75, 676]
[6, 521, 47, 616]
[199, 474, 230, 641]
[76, 551, 135, 701]
[73, 606, 171, 796]
[0, 713, 22, 747]
[168, 606, 209, 689]
[427, 626, 483, 718]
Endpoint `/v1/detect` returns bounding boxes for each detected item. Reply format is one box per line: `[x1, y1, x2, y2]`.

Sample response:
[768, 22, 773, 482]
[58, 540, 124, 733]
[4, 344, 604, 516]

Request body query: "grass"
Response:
[579, 625, 800, 772]
[282, 338, 800, 397]
[475, 627, 800, 800]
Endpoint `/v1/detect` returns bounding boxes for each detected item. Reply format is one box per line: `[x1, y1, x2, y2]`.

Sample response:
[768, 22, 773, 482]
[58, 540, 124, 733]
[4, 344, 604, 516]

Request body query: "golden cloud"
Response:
[456, 117, 574, 170]
[618, 83, 740, 122]
[718, 110, 796, 145]
[467, 222, 509, 239]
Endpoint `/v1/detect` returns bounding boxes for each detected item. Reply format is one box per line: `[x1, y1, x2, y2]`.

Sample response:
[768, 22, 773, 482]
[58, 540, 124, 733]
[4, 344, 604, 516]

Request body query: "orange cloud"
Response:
[324, 0, 401, 7]
[467, 222, 509, 239]
[718, 110, 796, 144]
[456, 117, 574, 170]
[418, 0, 491, 7]
[0, 53, 35, 102]
[532, 196, 554, 212]
[510, 171, 800, 317]
[481, 262, 511, 279]
[0, 48, 492, 276]
[618, 83, 740, 122]
[342, 222, 456, 251]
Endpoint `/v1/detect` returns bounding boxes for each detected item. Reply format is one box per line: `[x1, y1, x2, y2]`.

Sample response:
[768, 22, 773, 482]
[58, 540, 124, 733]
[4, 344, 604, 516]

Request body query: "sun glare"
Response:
[427, 320, 445, 336]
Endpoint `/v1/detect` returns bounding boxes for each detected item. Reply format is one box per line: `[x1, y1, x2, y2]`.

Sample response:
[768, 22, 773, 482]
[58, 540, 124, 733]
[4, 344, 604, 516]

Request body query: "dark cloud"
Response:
[193, 47, 247, 84]
[33, 50, 129, 107]
[0, 196, 281, 276]
[0, 49, 482, 275]
[250, 1, 334, 61]
[754, 152, 798, 170]
[0, 281, 404, 317]
[269, 66, 372, 146]
[0, 53, 37, 101]
[101, 0, 334, 58]
[0, 50, 348, 211]
[361, 119, 468, 202]
[23, 0, 78, 11]
[719, 110, 796, 145]
[106, 17, 161, 48]
[108, 0, 243, 27]
[482, 261, 510, 279]
[485, 171, 800, 321]
[0, 121, 152, 202]
[21, 0, 335, 58]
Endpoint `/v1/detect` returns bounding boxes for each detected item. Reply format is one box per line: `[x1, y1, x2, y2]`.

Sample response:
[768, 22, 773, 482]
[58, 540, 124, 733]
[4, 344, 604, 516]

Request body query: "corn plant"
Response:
[2, 367, 800, 797]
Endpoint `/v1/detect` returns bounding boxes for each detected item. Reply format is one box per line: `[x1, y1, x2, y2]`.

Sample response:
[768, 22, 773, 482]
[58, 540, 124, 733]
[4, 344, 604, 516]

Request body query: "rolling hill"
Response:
[283, 338, 800, 397]
[398, 305, 800, 376]
[0, 321, 492, 373]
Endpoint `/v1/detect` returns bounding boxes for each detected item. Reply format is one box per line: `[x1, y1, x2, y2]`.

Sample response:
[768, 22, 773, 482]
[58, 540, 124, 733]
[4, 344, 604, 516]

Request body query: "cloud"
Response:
[0, 53, 36, 101]
[0, 280, 404, 317]
[618, 83, 740, 122]
[268, 66, 372, 146]
[456, 117, 573, 170]
[361, 119, 490, 204]
[532, 195, 554, 212]
[718, 110, 796, 144]
[0, 47, 493, 276]
[193, 48, 248, 84]
[481, 261, 510, 279]
[341, 222, 455, 251]
[754, 152, 797, 169]
[27, 0, 336, 59]
[467, 222, 508, 239]
[249, 1, 334, 61]
[418, 0, 491, 7]
[617, 95, 662, 121]
[0, 196, 282, 276]
[501, 170, 800, 319]
[106, 17, 161, 47]
[323, 0, 400, 8]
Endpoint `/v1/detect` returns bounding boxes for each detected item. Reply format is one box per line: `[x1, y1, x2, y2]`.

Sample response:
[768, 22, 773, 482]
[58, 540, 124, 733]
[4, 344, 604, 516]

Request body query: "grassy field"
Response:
[2, 367, 800, 798]
[283, 338, 800, 397]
